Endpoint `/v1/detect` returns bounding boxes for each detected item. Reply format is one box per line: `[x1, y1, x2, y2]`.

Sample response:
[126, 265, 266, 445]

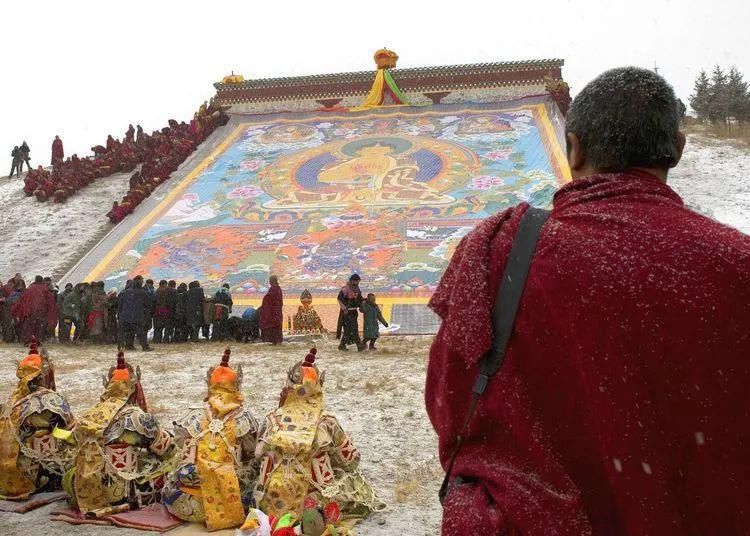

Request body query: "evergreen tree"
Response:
[689, 70, 711, 120]
[708, 65, 729, 124]
[726, 66, 750, 124]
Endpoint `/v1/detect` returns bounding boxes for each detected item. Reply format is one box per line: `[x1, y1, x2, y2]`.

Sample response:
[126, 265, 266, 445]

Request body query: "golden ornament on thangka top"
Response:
[374, 48, 398, 69]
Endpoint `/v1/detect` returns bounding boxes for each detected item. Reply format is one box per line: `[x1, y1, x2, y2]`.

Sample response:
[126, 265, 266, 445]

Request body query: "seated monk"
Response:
[121, 200, 134, 216]
[91, 145, 107, 156]
[23, 176, 38, 196]
[107, 201, 123, 223]
[164, 348, 259, 530]
[292, 290, 327, 334]
[54, 185, 73, 203]
[24, 166, 47, 196]
[41, 179, 56, 200]
[254, 348, 384, 525]
[62, 350, 174, 515]
[34, 188, 48, 202]
[129, 171, 141, 189]
[0, 338, 75, 500]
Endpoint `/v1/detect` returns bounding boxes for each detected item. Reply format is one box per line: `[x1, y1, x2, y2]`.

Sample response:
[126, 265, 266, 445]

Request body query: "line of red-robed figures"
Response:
[22, 101, 229, 218]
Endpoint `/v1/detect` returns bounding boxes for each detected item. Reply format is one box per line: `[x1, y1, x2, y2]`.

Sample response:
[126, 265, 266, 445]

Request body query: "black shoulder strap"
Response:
[439, 206, 550, 503]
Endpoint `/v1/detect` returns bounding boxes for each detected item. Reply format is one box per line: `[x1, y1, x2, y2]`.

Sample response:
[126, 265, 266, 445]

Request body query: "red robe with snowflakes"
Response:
[426, 171, 750, 535]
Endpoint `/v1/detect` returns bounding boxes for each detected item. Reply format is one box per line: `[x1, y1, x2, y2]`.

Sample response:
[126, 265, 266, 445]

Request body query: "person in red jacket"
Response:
[11, 275, 57, 344]
[426, 67, 750, 535]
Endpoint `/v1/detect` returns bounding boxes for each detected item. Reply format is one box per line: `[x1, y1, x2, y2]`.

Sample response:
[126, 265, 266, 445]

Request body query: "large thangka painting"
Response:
[88, 99, 569, 303]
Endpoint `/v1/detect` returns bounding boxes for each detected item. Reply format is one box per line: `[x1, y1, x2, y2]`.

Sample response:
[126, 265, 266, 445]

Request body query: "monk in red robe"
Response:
[260, 275, 284, 344]
[51, 135, 64, 165]
[427, 68, 750, 535]
[107, 201, 125, 223]
[11, 276, 57, 344]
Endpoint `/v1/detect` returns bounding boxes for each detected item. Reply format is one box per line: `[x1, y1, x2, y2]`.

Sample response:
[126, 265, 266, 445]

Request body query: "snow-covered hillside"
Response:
[0, 132, 747, 283]
[0, 171, 131, 280]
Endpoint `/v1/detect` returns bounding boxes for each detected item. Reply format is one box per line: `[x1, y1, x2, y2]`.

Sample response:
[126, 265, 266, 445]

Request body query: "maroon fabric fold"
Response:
[427, 171, 750, 534]
[260, 283, 284, 330]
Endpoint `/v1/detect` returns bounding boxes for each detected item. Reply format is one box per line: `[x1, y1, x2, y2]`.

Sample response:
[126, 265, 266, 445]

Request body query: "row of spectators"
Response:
[0, 274, 259, 349]
[22, 101, 229, 214]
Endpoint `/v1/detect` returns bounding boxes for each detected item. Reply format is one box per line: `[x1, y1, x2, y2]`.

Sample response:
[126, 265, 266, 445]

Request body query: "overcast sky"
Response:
[1, 0, 747, 163]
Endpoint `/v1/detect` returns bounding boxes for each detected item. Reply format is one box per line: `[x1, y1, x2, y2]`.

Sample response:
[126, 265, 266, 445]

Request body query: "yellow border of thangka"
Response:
[83, 104, 571, 302]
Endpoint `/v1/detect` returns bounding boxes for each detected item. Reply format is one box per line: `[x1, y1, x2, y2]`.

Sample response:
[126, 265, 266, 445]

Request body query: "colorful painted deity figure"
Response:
[255, 348, 384, 525]
[164, 348, 258, 530]
[0, 338, 75, 500]
[63, 351, 174, 516]
[291, 289, 327, 335]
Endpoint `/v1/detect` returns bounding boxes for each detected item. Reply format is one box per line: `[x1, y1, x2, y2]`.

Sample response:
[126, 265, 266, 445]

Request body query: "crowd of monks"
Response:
[0, 340, 383, 534]
[22, 101, 229, 216]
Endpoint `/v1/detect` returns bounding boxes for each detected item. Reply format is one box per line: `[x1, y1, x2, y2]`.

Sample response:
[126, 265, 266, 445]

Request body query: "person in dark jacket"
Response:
[360, 293, 388, 350]
[174, 282, 188, 342]
[19, 141, 31, 173]
[117, 276, 152, 351]
[241, 305, 260, 342]
[153, 280, 177, 343]
[59, 283, 82, 344]
[106, 290, 119, 344]
[211, 283, 233, 341]
[9, 146, 23, 178]
[143, 278, 156, 335]
[56, 283, 73, 339]
[183, 281, 205, 342]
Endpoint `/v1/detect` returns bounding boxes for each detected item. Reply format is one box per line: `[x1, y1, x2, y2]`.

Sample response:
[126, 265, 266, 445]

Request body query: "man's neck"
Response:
[572, 166, 668, 183]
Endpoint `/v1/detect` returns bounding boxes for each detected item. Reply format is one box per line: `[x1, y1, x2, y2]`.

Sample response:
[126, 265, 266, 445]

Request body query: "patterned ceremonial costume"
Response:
[0, 338, 74, 500]
[164, 348, 259, 530]
[63, 351, 174, 515]
[291, 290, 327, 335]
[255, 348, 384, 524]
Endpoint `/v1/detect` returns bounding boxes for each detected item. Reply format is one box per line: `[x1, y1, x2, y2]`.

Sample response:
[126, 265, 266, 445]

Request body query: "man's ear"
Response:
[566, 132, 585, 172]
[670, 131, 687, 168]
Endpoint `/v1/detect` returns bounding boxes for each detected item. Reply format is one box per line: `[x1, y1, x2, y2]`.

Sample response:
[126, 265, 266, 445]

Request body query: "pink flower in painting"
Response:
[469, 176, 503, 190]
[182, 193, 199, 202]
[485, 148, 513, 161]
[227, 186, 263, 199]
[240, 159, 265, 171]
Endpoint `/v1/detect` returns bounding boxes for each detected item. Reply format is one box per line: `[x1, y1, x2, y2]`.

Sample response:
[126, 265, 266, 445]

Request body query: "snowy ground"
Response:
[0, 336, 442, 536]
[0, 171, 131, 281]
[669, 133, 750, 234]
